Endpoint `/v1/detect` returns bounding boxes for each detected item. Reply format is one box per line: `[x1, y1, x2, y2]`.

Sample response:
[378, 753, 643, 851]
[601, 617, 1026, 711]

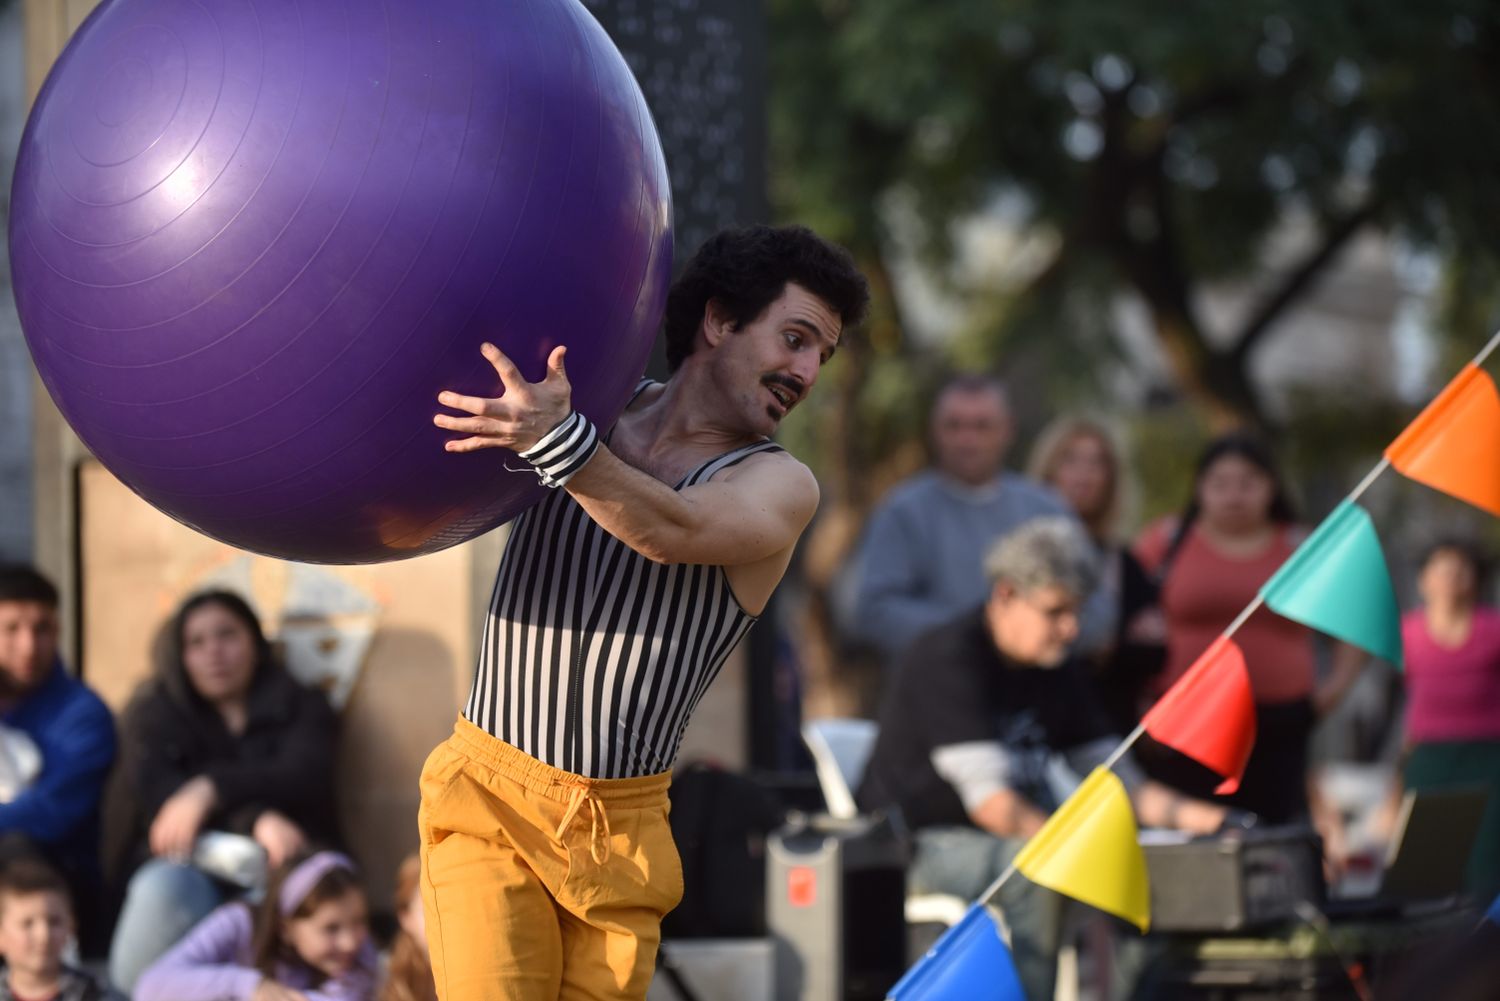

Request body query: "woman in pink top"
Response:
[1401, 540, 1500, 898]
[1134, 434, 1366, 823]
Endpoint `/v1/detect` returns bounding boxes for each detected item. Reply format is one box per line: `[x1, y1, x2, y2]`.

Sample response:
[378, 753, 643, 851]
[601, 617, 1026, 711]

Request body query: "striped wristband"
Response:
[518, 411, 600, 488]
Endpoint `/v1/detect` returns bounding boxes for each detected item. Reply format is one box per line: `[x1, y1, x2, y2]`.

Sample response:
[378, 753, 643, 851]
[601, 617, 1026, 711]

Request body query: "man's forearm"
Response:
[564, 445, 703, 562]
[563, 444, 816, 567]
[1134, 781, 1224, 834]
[970, 789, 1049, 840]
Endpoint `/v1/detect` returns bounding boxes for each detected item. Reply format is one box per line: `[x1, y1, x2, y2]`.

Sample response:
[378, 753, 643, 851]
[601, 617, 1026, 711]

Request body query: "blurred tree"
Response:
[768, 0, 1500, 712]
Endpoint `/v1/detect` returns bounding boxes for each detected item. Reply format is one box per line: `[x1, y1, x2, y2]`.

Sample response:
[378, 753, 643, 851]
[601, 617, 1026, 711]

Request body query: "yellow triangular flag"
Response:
[1013, 767, 1150, 931]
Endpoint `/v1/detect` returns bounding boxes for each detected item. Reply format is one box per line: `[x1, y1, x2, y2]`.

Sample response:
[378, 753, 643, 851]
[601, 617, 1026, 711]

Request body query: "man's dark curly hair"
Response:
[663, 225, 870, 372]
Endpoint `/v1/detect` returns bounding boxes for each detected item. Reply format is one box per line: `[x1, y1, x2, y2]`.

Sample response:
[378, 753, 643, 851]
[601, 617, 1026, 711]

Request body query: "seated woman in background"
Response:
[378, 855, 436, 1001]
[1028, 415, 1165, 734]
[134, 851, 376, 1001]
[108, 591, 341, 993]
[1400, 539, 1500, 900]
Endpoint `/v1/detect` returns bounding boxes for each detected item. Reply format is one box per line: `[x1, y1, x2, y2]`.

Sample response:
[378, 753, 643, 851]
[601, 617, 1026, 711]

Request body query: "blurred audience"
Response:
[1133, 433, 1367, 825]
[134, 851, 376, 1001]
[109, 591, 341, 992]
[378, 855, 435, 1001]
[849, 375, 1077, 666]
[1028, 415, 1165, 733]
[0, 858, 119, 1001]
[1397, 539, 1500, 900]
[859, 518, 1225, 1001]
[0, 565, 116, 952]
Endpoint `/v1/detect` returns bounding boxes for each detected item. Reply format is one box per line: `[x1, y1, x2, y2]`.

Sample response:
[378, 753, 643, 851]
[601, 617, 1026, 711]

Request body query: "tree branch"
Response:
[1229, 201, 1377, 366]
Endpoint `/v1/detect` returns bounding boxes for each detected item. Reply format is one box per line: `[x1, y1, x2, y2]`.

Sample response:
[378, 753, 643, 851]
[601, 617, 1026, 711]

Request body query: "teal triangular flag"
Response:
[888, 904, 1025, 1000]
[1261, 500, 1403, 668]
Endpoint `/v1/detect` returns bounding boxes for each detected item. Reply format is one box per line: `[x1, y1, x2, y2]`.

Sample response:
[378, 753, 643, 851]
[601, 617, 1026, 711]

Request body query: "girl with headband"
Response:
[133, 851, 377, 1001]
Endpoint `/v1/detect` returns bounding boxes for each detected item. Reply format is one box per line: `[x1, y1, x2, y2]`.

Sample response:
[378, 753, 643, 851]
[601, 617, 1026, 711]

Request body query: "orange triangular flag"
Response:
[1386, 364, 1500, 517]
[1142, 637, 1256, 794]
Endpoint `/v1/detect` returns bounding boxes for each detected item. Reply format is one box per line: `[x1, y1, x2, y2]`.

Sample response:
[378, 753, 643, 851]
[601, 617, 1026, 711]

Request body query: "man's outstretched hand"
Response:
[434, 342, 573, 453]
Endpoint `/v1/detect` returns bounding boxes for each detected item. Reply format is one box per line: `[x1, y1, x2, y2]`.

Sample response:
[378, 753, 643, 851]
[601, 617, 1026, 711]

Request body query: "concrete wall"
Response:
[0, 0, 32, 561]
[18, 0, 97, 662]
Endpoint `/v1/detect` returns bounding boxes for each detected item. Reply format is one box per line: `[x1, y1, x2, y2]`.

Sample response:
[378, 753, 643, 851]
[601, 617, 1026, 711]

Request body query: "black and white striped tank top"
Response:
[464, 389, 785, 778]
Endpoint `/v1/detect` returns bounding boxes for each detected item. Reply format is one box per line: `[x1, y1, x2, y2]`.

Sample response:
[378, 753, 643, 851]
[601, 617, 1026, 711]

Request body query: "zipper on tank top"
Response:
[565, 647, 584, 771]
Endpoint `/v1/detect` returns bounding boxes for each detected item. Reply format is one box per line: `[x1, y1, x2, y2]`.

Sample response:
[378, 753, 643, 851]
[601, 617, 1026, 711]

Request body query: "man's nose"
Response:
[791, 355, 819, 387]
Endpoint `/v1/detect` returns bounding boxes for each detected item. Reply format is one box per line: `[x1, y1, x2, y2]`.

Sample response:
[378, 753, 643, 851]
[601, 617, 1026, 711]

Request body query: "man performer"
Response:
[420, 225, 869, 1000]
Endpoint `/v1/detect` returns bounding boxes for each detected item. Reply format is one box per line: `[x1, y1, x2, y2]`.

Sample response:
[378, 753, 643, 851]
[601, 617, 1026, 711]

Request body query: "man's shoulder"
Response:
[29, 668, 112, 728]
[998, 472, 1069, 511]
[893, 611, 990, 682]
[709, 443, 815, 490]
[870, 471, 944, 512]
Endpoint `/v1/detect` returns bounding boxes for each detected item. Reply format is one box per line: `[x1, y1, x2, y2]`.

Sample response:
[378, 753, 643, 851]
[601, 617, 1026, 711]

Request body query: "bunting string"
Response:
[973, 328, 1500, 910]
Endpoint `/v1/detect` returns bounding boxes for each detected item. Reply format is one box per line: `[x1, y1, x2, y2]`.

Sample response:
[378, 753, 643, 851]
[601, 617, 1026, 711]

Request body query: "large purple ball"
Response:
[9, 0, 671, 563]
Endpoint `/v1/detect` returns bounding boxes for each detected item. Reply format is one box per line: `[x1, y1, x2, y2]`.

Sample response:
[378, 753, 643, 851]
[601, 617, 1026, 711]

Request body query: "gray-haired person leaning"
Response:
[858, 517, 1228, 1000]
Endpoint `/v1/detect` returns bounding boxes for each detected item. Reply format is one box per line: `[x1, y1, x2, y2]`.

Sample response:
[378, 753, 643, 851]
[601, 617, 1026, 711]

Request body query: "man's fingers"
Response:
[546, 345, 568, 382]
[482, 342, 526, 393]
[443, 435, 497, 453]
[433, 412, 510, 435]
[436, 390, 499, 416]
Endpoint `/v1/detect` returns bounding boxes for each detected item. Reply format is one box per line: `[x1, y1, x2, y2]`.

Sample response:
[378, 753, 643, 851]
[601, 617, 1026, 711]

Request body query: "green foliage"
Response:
[770, 0, 1500, 506]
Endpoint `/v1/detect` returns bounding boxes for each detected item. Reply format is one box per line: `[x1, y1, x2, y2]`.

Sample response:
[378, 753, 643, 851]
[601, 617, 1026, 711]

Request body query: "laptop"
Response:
[1325, 785, 1488, 916]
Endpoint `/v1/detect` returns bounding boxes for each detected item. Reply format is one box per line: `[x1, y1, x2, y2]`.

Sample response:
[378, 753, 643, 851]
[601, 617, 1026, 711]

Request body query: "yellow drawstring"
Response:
[556, 785, 613, 865]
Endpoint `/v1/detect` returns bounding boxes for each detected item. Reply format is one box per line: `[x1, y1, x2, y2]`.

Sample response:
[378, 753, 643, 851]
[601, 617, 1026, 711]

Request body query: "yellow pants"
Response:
[417, 718, 683, 1001]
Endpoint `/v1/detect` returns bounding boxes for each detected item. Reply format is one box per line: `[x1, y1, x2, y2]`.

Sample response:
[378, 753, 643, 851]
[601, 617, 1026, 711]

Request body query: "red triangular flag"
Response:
[1142, 637, 1256, 794]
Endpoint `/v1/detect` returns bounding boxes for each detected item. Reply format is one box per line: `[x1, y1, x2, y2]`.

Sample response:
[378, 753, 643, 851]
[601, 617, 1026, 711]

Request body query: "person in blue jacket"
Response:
[0, 564, 117, 951]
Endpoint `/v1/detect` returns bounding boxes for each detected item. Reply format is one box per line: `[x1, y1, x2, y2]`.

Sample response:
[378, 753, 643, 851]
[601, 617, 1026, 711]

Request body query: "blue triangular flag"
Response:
[888, 903, 1025, 1000]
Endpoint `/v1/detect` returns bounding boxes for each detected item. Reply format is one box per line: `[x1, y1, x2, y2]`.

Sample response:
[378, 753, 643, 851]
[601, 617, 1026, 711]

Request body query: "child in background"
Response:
[133, 851, 377, 1001]
[0, 860, 118, 1001]
[377, 856, 435, 1001]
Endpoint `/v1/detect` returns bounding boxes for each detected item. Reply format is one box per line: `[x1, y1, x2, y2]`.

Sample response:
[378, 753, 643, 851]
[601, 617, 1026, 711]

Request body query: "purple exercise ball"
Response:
[9, 0, 672, 564]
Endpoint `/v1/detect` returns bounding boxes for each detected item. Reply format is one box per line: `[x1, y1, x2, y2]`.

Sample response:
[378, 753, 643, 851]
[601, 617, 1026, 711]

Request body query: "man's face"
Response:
[931, 388, 1012, 486]
[986, 583, 1080, 668]
[0, 891, 70, 980]
[0, 603, 59, 701]
[707, 282, 842, 437]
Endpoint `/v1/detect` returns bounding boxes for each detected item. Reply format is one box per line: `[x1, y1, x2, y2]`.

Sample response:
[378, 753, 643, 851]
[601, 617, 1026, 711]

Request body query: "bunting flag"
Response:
[1386, 364, 1500, 517]
[1012, 767, 1150, 931]
[887, 903, 1025, 1000]
[1142, 637, 1256, 794]
[1260, 500, 1403, 667]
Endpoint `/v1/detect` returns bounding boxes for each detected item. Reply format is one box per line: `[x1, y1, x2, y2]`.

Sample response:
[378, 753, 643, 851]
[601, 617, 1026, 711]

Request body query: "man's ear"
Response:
[702, 299, 735, 348]
[989, 580, 1016, 605]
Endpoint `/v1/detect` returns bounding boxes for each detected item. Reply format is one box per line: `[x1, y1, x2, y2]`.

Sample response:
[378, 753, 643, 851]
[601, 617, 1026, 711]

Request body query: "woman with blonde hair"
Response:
[379, 856, 436, 1001]
[1027, 415, 1165, 732]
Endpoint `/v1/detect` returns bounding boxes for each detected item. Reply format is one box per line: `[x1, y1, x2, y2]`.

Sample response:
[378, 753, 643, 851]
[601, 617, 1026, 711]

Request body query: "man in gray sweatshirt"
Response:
[849, 375, 1083, 664]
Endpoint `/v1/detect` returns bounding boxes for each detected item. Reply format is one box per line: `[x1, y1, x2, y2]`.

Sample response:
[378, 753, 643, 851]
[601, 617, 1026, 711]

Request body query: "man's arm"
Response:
[0, 693, 115, 843]
[970, 788, 1050, 840]
[1131, 780, 1227, 834]
[563, 446, 818, 566]
[434, 343, 817, 566]
[1066, 737, 1225, 835]
[931, 740, 1049, 840]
